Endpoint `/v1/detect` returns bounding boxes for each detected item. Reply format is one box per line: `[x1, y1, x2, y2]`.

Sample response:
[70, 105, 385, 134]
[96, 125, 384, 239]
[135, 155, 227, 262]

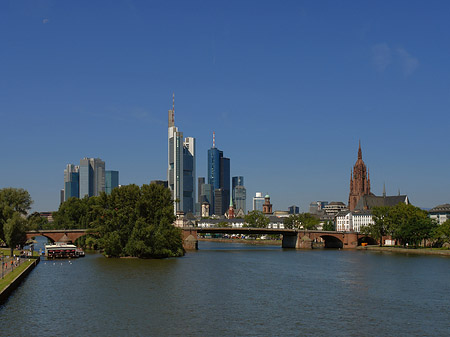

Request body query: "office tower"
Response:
[183, 137, 196, 214]
[196, 177, 206, 216]
[60, 189, 64, 205]
[207, 132, 230, 215]
[214, 188, 226, 216]
[198, 177, 205, 205]
[234, 185, 247, 214]
[232, 176, 244, 202]
[167, 94, 196, 214]
[64, 164, 79, 201]
[253, 192, 265, 211]
[79, 157, 105, 198]
[288, 205, 300, 214]
[105, 170, 119, 195]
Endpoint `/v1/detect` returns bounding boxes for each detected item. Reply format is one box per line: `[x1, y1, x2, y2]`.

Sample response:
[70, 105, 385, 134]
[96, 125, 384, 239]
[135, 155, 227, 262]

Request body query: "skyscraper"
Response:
[64, 164, 79, 201]
[207, 133, 230, 215]
[167, 94, 196, 214]
[253, 192, 265, 212]
[105, 170, 119, 195]
[79, 157, 105, 198]
[234, 185, 247, 214]
[64, 158, 118, 201]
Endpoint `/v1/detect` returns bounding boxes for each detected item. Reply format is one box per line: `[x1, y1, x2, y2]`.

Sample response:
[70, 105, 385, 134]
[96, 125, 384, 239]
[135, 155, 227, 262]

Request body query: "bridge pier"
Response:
[182, 229, 198, 250]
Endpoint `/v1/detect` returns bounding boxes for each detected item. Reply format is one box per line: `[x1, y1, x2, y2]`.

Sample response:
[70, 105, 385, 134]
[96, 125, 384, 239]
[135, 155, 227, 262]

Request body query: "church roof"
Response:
[354, 195, 409, 210]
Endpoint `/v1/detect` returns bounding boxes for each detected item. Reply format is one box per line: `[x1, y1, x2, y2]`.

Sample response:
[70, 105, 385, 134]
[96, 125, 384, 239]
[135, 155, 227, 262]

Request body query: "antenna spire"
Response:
[172, 92, 175, 113]
[213, 131, 216, 148]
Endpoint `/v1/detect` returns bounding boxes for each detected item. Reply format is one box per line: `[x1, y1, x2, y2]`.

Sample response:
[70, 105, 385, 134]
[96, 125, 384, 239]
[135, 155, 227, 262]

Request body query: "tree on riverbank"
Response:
[0, 188, 33, 250]
[55, 184, 184, 258]
[283, 213, 319, 230]
[244, 211, 269, 228]
[362, 203, 437, 247]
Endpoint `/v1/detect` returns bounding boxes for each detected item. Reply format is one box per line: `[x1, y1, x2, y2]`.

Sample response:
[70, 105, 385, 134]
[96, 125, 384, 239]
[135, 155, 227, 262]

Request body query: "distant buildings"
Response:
[288, 205, 300, 215]
[63, 157, 119, 201]
[167, 94, 196, 215]
[428, 204, 450, 225]
[309, 201, 328, 214]
[253, 192, 264, 211]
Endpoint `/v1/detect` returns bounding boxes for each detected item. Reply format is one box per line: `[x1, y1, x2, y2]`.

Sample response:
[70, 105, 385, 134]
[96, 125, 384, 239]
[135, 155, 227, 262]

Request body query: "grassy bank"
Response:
[0, 259, 34, 292]
[357, 246, 450, 256]
[1, 248, 39, 257]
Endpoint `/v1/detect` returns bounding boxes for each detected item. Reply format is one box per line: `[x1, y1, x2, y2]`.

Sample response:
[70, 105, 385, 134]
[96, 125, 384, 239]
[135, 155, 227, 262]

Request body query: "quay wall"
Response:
[0, 256, 40, 304]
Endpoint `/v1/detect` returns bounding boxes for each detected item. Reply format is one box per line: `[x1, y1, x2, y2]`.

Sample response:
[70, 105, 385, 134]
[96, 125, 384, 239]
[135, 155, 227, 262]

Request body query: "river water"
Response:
[1, 238, 450, 336]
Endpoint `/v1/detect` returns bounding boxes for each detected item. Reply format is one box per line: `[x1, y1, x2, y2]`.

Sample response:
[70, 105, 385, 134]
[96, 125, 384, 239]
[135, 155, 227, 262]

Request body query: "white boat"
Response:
[45, 242, 78, 259]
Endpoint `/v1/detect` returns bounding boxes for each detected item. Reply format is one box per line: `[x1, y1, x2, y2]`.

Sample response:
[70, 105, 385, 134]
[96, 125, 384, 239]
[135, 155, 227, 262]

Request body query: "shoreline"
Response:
[357, 246, 450, 256]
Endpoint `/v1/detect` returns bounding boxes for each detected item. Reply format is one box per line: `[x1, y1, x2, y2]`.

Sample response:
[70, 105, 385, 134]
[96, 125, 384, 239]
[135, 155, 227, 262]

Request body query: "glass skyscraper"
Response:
[64, 164, 79, 201]
[105, 170, 119, 195]
[79, 157, 105, 198]
[167, 94, 196, 215]
[207, 141, 230, 216]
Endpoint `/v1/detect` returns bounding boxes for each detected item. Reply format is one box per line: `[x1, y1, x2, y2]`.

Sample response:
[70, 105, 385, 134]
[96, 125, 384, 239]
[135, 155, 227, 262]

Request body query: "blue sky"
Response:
[1, 0, 449, 212]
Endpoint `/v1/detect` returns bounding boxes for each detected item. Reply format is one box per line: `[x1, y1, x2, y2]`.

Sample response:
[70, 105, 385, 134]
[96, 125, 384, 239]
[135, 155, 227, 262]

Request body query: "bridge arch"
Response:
[318, 235, 344, 248]
[357, 236, 378, 246]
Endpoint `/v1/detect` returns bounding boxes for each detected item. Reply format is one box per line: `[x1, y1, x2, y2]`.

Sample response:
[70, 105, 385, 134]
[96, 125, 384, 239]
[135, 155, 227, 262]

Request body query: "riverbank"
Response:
[357, 245, 450, 256]
[198, 237, 282, 246]
[0, 257, 40, 304]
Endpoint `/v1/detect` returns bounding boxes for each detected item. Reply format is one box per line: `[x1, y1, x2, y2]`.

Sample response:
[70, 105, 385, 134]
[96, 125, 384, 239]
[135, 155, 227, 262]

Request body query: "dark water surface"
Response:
[1, 239, 450, 336]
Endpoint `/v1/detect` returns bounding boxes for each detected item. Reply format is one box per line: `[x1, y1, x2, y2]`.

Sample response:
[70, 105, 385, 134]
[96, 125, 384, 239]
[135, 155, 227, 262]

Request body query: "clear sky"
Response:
[1, 0, 449, 212]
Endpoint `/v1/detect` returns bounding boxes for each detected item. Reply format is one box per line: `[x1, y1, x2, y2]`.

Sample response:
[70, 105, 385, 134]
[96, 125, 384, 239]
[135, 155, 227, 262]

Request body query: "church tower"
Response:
[348, 141, 371, 210]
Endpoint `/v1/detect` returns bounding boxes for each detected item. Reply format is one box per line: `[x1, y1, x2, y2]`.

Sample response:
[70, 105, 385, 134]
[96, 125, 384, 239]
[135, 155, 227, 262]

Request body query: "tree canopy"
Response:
[55, 184, 184, 258]
[244, 210, 269, 228]
[0, 187, 33, 247]
[362, 203, 437, 247]
[283, 213, 319, 230]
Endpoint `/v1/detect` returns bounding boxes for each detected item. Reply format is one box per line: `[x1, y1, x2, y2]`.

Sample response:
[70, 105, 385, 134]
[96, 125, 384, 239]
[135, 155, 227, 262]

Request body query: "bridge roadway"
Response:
[26, 228, 376, 251]
[181, 227, 375, 250]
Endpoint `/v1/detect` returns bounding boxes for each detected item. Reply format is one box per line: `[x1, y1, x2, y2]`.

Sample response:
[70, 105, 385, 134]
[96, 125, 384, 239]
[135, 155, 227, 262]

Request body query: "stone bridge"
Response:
[181, 227, 377, 250]
[26, 229, 92, 243]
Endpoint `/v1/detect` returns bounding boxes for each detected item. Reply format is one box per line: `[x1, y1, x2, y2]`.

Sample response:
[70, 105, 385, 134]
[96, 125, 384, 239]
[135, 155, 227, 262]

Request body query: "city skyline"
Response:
[1, 1, 449, 212]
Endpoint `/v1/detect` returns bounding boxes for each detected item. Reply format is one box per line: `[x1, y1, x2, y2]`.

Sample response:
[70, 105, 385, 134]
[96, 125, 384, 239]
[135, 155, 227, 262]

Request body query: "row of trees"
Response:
[0, 188, 33, 255]
[362, 203, 449, 247]
[53, 184, 184, 258]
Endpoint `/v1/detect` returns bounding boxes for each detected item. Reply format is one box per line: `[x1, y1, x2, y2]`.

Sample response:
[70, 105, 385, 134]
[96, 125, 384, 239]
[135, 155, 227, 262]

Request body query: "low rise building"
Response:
[336, 210, 374, 232]
[429, 204, 450, 225]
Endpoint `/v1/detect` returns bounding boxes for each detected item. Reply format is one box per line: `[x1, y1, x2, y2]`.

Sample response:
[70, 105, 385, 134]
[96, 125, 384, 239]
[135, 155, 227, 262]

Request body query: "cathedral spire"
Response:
[358, 140, 362, 160]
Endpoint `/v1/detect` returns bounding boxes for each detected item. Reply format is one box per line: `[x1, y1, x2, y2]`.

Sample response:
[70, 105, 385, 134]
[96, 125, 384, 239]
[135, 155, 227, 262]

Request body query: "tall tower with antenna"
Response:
[167, 93, 196, 215]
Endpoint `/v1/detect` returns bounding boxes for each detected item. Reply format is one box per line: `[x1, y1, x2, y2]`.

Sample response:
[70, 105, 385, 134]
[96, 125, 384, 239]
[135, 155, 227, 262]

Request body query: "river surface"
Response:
[1, 238, 450, 336]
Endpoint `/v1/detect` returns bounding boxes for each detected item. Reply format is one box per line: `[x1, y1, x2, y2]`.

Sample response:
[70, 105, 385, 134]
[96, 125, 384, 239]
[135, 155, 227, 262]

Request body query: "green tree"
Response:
[389, 203, 436, 247]
[283, 215, 300, 229]
[299, 213, 320, 230]
[0, 188, 33, 241]
[432, 219, 450, 247]
[322, 220, 335, 231]
[4, 212, 28, 256]
[244, 210, 269, 228]
[361, 206, 391, 246]
[27, 212, 49, 231]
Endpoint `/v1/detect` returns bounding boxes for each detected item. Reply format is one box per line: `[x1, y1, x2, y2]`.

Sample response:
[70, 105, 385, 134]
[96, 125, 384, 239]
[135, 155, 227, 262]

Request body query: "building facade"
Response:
[429, 204, 450, 225]
[234, 185, 247, 214]
[253, 192, 265, 211]
[105, 170, 119, 195]
[336, 210, 374, 232]
[79, 157, 105, 198]
[64, 164, 79, 201]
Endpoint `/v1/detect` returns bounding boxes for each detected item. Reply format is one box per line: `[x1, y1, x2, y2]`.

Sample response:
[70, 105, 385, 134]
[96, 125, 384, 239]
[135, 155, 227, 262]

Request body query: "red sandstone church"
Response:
[348, 141, 409, 211]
